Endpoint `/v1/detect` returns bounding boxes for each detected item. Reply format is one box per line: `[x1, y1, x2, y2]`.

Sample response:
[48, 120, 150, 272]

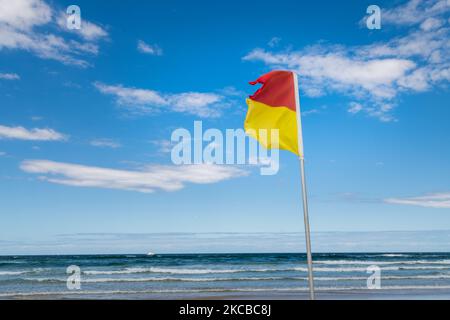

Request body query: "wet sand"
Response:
[3, 289, 450, 300]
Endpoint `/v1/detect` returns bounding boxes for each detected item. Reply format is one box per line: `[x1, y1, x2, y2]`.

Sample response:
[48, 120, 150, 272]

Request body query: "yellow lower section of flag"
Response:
[244, 99, 299, 155]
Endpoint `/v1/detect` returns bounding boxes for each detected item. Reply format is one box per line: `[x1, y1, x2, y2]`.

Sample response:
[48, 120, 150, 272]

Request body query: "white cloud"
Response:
[5, 230, 450, 255]
[79, 20, 108, 41]
[90, 138, 121, 148]
[4, 230, 450, 255]
[243, 0, 450, 122]
[0, 125, 67, 141]
[268, 37, 281, 47]
[420, 17, 445, 31]
[150, 139, 174, 154]
[56, 13, 108, 41]
[94, 82, 225, 118]
[20, 160, 248, 193]
[301, 109, 320, 116]
[169, 92, 222, 116]
[94, 82, 166, 106]
[0, 0, 51, 30]
[137, 40, 162, 56]
[217, 86, 246, 97]
[385, 192, 450, 209]
[301, 105, 327, 116]
[0, 72, 20, 80]
[348, 102, 363, 114]
[397, 67, 430, 91]
[243, 48, 415, 120]
[0, 151, 6, 156]
[382, 0, 449, 27]
[0, 0, 107, 67]
[57, 12, 108, 41]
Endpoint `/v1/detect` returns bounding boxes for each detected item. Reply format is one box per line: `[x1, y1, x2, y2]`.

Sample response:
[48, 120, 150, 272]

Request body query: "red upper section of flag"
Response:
[248, 70, 296, 112]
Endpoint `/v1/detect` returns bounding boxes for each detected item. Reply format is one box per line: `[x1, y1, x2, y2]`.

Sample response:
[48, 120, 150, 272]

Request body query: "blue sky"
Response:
[0, 0, 449, 254]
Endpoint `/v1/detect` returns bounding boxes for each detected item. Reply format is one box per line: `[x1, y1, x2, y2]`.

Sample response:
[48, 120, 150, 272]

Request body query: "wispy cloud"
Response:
[0, 72, 20, 80]
[217, 86, 246, 97]
[302, 105, 327, 116]
[348, 102, 363, 114]
[0, 0, 108, 67]
[381, 0, 449, 27]
[56, 13, 108, 41]
[90, 138, 121, 149]
[243, 48, 415, 122]
[20, 160, 249, 193]
[0, 0, 52, 30]
[243, 0, 450, 122]
[3, 230, 450, 254]
[137, 40, 162, 56]
[150, 139, 174, 154]
[268, 37, 281, 48]
[0, 125, 67, 141]
[94, 82, 226, 118]
[385, 192, 450, 209]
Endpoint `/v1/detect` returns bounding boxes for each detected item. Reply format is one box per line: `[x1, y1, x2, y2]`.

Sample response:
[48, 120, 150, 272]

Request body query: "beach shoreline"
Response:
[3, 289, 450, 300]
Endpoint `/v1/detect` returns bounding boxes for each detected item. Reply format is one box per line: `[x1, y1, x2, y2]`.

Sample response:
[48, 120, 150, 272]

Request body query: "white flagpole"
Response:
[293, 72, 315, 300]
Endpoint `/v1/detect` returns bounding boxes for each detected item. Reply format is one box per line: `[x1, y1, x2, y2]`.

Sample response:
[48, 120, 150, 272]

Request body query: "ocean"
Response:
[1, 253, 450, 299]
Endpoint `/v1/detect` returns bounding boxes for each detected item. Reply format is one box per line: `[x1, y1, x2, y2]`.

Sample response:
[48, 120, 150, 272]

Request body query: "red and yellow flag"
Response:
[245, 70, 300, 155]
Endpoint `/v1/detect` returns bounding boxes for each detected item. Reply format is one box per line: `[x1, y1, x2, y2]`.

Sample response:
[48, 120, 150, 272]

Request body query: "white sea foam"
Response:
[83, 267, 298, 275]
[296, 265, 450, 272]
[315, 260, 450, 265]
[26, 276, 314, 283]
[24, 274, 450, 283]
[0, 268, 49, 276]
[378, 254, 409, 257]
[83, 267, 248, 275]
[82, 264, 450, 275]
[81, 276, 285, 283]
[0, 271, 27, 276]
[25, 276, 254, 283]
